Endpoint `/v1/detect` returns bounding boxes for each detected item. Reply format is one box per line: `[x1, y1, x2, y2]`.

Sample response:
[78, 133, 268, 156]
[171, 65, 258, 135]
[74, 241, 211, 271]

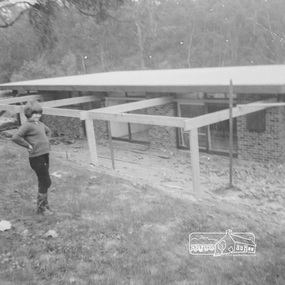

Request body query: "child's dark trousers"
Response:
[29, 154, 51, 194]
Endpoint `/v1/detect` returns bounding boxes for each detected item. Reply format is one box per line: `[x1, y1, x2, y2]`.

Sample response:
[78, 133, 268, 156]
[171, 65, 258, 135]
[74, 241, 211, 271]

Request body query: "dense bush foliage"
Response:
[1, 0, 285, 83]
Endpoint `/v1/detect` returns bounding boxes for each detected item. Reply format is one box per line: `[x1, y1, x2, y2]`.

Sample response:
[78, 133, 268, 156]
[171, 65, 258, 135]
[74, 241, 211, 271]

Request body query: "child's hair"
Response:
[24, 101, 43, 118]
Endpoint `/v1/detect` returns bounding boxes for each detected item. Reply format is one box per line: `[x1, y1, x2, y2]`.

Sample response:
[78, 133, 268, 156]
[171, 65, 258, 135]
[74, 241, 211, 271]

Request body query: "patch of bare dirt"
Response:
[50, 139, 285, 219]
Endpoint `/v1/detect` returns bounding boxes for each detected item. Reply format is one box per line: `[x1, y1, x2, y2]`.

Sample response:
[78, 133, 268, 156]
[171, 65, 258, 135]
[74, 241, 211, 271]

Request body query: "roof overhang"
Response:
[1, 65, 285, 94]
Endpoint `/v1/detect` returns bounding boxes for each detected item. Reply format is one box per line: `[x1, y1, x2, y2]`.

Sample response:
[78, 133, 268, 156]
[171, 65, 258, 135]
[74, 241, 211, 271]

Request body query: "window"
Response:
[246, 110, 266, 132]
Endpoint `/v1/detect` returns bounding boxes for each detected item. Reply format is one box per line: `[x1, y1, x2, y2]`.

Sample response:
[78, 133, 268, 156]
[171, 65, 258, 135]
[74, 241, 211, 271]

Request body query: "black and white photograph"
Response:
[0, 0, 284, 284]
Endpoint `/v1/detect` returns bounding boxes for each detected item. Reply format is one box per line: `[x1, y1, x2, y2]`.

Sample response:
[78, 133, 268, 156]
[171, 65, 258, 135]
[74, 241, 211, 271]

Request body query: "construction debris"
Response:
[0, 220, 11, 231]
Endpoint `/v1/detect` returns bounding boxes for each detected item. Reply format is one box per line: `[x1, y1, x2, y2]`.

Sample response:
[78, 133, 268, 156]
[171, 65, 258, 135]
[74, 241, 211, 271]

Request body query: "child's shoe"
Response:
[37, 193, 54, 215]
[36, 193, 46, 215]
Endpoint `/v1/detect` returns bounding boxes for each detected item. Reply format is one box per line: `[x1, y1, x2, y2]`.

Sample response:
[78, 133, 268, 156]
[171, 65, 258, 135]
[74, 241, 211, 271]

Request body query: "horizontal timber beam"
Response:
[93, 96, 174, 113]
[43, 107, 85, 118]
[0, 94, 45, 104]
[107, 97, 144, 101]
[237, 102, 285, 107]
[42, 95, 103, 108]
[184, 99, 277, 131]
[88, 112, 187, 128]
[0, 104, 22, 112]
[0, 104, 85, 119]
[175, 98, 237, 104]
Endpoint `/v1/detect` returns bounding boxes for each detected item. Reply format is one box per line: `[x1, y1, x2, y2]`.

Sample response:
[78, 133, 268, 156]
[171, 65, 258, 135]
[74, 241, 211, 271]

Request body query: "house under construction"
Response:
[1, 64, 285, 195]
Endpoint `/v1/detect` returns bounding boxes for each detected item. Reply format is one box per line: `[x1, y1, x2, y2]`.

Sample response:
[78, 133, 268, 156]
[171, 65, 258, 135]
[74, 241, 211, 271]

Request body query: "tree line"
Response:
[0, 0, 285, 83]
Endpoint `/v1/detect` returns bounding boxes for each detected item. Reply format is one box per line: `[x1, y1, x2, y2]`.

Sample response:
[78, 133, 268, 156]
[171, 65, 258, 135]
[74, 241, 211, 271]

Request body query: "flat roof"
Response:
[1, 65, 285, 94]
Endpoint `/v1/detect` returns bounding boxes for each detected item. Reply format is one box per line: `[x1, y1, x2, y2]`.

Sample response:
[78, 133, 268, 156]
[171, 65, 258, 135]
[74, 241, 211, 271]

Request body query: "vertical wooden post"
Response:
[207, 125, 212, 151]
[128, 122, 132, 141]
[189, 128, 201, 197]
[205, 105, 212, 152]
[229, 80, 234, 188]
[85, 116, 98, 165]
[19, 108, 26, 125]
[107, 121, 115, 170]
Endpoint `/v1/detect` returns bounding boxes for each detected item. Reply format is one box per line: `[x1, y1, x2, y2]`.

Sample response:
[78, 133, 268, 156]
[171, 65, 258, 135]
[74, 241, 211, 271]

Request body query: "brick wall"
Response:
[42, 115, 108, 145]
[94, 120, 108, 144]
[41, 91, 109, 145]
[145, 94, 177, 150]
[277, 106, 285, 162]
[236, 94, 285, 163]
[42, 115, 84, 138]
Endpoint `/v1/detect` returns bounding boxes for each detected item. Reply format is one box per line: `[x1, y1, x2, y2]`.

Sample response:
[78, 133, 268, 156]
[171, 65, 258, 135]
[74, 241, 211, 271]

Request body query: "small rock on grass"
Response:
[44, 230, 58, 238]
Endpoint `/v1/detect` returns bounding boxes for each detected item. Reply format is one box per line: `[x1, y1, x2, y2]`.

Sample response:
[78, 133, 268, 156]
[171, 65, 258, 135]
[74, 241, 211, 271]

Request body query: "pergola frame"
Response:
[0, 89, 280, 197]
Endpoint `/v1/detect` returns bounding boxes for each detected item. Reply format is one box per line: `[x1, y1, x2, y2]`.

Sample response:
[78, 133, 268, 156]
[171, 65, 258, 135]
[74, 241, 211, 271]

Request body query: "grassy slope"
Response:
[0, 139, 284, 285]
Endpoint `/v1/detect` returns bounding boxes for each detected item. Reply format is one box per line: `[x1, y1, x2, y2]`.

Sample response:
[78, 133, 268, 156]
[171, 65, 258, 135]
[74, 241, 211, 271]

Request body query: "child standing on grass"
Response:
[11, 101, 53, 215]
